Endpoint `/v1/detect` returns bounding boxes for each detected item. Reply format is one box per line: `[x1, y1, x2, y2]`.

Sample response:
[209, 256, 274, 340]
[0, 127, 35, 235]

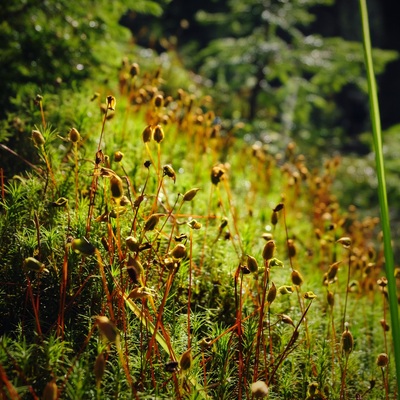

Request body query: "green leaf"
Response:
[124, 294, 175, 359]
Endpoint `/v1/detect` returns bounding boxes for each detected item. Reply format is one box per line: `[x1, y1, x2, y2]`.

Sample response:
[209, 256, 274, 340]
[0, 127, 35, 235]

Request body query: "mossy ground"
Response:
[0, 49, 398, 399]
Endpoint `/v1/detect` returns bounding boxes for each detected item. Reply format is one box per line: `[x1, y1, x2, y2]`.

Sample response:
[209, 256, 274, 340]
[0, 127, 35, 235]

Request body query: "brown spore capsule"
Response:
[130, 63, 140, 77]
[126, 236, 139, 252]
[114, 151, 124, 162]
[153, 124, 165, 143]
[376, 353, 389, 368]
[327, 261, 341, 281]
[262, 240, 276, 261]
[23, 257, 46, 273]
[341, 323, 353, 355]
[337, 236, 352, 249]
[280, 314, 295, 327]
[32, 129, 45, 146]
[267, 282, 277, 304]
[246, 255, 259, 273]
[251, 381, 269, 398]
[377, 277, 388, 287]
[291, 269, 304, 286]
[273, 203, 284, 212]
[106, 95, 116, 111]
[142, 125, 153, 143]
[165, 361, 179, 373]
[144, 214, 161, 231]
[42, 380, 58, 400]
[219, 217, 228, 230]
[183, 188, 200, 202]
[171, 243, 187, 259]
[110, 175, 124, 200]
[271, 211, 278, 226]
[380, 319, 390, 331]
[153, 94, 164, 108]
[163, 165, 176, 182]
[180, 349, 192, 371]
[211, 165, 225, 185]
[287, 239, 296, 258]
[262, 233, 273, 241]
[69, 127, 80, 143]
[96, 316, 118, 343]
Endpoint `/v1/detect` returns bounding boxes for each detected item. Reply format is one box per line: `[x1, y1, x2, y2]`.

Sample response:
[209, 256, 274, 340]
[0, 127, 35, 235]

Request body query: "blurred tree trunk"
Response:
[248, 65, 265, 121]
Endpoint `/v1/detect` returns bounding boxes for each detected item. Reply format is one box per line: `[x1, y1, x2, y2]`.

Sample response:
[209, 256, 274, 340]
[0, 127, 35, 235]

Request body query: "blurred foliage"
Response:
[0, 0, 171, 176]
[193, 0, 398, 152]
[337, 124, 400, 215]
[1, 0, 400, 221]
[0, 1, 100, 118]
[1, 0, 398, 156]
[0, 0, 169, 120]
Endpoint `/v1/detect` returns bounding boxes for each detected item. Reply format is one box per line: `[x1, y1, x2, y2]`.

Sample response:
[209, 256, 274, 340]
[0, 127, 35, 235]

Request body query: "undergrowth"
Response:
[0, 58, 398, 399]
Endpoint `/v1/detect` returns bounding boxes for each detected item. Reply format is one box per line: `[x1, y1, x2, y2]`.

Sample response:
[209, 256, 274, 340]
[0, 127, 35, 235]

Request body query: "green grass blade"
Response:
[359, 0, 400, 394]
[124, 294, 175, 359]
[124, 294, 209, 397]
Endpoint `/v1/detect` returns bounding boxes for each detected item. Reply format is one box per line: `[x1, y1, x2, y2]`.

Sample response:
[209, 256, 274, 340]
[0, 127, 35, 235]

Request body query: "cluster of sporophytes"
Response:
[0, 61, 399, 399]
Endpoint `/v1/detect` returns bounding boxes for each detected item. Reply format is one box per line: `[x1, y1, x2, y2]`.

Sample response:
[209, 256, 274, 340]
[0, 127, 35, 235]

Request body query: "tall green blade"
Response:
[359, 0, 400, 395]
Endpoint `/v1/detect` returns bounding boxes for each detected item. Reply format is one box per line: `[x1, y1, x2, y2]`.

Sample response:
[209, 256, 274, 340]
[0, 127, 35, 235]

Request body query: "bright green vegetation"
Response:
[1, 1, 399, 399]
[0, 57, 398, 399]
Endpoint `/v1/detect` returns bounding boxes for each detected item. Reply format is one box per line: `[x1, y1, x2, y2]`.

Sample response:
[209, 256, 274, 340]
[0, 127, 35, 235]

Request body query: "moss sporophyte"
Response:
[1, 48, 398, 399]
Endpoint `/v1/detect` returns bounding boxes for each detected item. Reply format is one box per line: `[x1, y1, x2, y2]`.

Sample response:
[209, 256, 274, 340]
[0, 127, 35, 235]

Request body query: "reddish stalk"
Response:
[187, 231, 193, 349]
[253, 262, 270, 382]
[267, 303, 273, 382]
[0, 363, 21, 399]
[26, 277, 43, 339]
[380, 365, 389, 400]
[234, 264, 245, 399]
[145, 269, 177, 362]
[56, 247, 69, 339]
[95, 250, 115, 321]
[0, 144, 42, 173]
[341, 246, 352, 332]
[200, 183, 215, 270]
[327, 290, 337, 384]
[115, 207, 124, 262]
[53, 272, 97, 328]
[268, 298, 314, 385]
